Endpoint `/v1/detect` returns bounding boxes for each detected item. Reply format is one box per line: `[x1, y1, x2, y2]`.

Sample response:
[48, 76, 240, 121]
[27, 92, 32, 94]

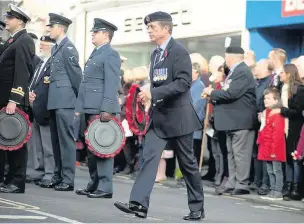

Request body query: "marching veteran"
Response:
[114, 11, 205, 221]
[74, 18, 121, 199]
[202, 46, 257, 195]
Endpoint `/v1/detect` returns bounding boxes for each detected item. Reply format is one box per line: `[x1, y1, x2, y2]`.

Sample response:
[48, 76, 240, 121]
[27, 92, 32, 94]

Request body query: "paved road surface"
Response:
[0, 169, 303, 223]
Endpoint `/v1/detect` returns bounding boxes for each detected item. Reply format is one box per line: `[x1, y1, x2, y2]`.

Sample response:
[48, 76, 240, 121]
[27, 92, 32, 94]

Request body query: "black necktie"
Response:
[153, 48, 162, 67]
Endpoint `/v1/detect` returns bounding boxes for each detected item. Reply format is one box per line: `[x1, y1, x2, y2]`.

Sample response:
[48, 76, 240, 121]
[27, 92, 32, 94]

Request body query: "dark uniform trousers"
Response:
[85, 114, 114, 194]
[4, 146, 28, 189]
[128, 37, 204, 211]
[130, 125, 204, 211]
[49, 109, 75, 185]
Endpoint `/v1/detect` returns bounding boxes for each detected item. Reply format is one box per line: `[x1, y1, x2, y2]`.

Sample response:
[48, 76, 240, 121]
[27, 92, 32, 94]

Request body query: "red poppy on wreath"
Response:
[8, 38, 13, 44]
[164, 49, 168, 58]
[126, 84, 150, 135]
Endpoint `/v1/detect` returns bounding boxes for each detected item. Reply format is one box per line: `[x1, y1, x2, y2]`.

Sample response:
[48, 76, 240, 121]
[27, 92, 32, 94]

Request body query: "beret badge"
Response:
[145, 16, 150, 23]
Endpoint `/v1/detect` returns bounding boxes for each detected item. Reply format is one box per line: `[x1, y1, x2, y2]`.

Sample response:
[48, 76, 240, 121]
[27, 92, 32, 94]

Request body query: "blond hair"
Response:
[190, 53, 208, 73]
[123, 66, 149, 84]
[271, 48, 287, 65]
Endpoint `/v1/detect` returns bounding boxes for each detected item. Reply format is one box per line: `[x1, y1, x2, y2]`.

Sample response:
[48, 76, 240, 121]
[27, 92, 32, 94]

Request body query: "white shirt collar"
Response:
[158, 36, 172, 51]
[95, 43, 108, 51]
[42, 56, 50, 63]
[56, 35, 66, 46]
[275, 67, 283, 75]
[11, 28, 25, 37]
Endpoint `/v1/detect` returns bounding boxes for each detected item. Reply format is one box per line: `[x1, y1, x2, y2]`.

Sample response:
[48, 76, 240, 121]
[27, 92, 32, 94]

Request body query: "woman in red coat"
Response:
[257, 88, 286, 200]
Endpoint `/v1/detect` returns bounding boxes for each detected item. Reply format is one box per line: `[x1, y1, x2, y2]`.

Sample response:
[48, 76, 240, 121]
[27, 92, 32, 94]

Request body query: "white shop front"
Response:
[73, 0, 248, 69]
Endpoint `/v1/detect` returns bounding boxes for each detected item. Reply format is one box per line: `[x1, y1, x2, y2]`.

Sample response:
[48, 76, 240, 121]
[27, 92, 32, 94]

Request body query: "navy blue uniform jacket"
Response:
[29, 59, 51, 125]
[210, 62, 257, 131]
[149, 38, 202, 138]
[0, 29, 35, 107]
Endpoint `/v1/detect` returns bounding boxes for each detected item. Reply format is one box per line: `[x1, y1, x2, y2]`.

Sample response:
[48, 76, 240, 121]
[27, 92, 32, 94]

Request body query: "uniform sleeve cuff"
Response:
[9, 100, 20, 105]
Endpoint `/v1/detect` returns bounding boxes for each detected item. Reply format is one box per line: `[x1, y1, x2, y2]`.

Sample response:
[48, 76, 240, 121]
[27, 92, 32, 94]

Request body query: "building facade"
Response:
[72, 0, 247, 69]
[246, 0, 304, 61]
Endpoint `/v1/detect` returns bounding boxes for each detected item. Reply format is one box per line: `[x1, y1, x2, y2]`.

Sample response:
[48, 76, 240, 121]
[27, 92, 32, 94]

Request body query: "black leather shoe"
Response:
[25, 179, 33, 183]
[183, 211, 205, 221]
[0, 184, 24, 193]
[120, 165, 134, 175]
[54, 183, 74, 191]
[40, 175, 62, 188]
[114, 201, 148, 218]
[75, 188, 91, 196]
[291, 183, 301, 200]
[201, 173, 215, 181]
[34, 180, 42, 186]
[36, 180, 50, 187]
[87, 190, 112, 198]
[216, 187, 233, 195]
[231, 189, 250, 195]
[39, 180, 57, 188]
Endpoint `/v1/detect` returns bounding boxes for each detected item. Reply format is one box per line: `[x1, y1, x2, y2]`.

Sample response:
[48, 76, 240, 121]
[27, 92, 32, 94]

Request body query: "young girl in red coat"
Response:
[257, 88, 286, 200]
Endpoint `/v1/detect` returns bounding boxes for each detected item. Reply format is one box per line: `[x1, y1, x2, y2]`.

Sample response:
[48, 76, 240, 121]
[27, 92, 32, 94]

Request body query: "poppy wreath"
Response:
[126, 84, 150, 136]
[84, 115, 126, 158]
[0, 107, 32, 151]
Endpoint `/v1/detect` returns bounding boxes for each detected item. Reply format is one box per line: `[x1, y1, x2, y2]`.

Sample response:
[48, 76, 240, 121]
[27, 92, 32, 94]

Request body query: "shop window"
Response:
[114, 32, 241, 69]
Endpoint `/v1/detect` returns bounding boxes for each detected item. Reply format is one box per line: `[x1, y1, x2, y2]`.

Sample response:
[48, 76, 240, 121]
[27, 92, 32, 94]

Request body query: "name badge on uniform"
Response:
[153, 68, 168, 82]
[44, 76, 50, 84]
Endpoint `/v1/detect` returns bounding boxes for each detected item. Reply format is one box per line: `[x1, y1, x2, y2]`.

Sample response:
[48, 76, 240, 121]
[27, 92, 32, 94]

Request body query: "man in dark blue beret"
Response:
[27, 35, 56, 187]
[114, 11, 205, 221]
[74, 18, 121, 199]
[203, 46, 257, 195]
[28, 33, 38, 41]
[45, 13, 82, 191]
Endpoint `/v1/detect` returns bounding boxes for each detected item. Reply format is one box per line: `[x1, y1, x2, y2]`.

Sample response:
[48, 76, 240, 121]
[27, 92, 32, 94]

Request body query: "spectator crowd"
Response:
[76, 47, 304, 202]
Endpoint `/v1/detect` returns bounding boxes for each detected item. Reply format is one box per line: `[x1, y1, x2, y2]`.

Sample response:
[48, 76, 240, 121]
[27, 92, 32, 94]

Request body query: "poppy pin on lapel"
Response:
[164, 49, 168, 58]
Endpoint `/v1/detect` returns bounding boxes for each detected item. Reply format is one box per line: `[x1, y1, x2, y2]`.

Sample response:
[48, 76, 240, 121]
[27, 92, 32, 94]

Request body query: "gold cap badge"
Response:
[145, 16, 150, 23]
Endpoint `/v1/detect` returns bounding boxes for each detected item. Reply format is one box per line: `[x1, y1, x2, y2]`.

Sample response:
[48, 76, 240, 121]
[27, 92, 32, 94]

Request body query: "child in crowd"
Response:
[257, 88, 286, 200]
